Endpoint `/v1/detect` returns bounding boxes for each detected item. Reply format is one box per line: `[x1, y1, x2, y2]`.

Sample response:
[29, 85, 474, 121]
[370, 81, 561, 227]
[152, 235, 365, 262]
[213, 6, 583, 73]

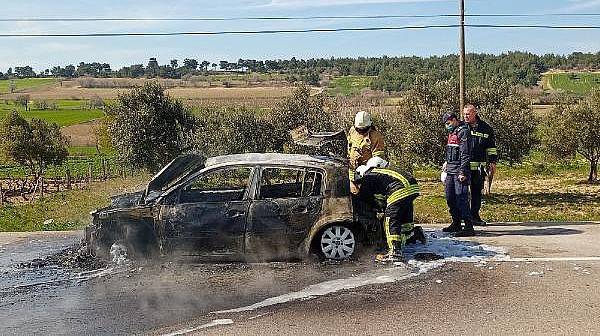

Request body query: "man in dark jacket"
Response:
[441, 112, 474, 237]
[463, 104, 498, 226]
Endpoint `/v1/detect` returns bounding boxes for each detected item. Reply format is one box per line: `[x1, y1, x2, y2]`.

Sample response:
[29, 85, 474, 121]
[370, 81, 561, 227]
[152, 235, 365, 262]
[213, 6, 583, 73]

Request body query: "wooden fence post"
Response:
[88, 162, 93, 184]
[102, 158, 107, 180]
[66, 167, 72, 190]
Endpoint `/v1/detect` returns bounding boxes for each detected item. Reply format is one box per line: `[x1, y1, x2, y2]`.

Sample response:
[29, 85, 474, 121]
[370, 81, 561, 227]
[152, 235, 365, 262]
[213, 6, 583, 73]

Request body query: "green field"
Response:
[545, 72, 600, 94]
[0, 100, 104, 127]
[328, 76, 374, 96]
[0, 78, 57, 94]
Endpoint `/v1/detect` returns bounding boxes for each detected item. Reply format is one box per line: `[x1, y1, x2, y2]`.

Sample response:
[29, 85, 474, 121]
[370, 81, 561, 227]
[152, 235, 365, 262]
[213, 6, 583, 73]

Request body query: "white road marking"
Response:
[162, 319, 234, 336]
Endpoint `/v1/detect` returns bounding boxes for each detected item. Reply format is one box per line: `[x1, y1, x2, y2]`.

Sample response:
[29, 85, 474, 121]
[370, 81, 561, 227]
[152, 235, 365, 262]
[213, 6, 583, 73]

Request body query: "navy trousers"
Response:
[445, 173, 472, 224]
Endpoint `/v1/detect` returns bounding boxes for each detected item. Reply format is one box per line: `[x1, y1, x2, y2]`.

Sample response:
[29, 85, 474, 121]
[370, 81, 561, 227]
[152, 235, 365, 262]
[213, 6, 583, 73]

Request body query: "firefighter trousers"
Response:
[384, 196, 416, 255]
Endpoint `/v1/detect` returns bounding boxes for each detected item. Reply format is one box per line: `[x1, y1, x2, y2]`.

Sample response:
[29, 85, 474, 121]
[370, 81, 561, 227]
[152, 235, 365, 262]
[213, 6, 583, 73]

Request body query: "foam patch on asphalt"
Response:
[162, 319, 234, 336]
[214, 230, 507, 314]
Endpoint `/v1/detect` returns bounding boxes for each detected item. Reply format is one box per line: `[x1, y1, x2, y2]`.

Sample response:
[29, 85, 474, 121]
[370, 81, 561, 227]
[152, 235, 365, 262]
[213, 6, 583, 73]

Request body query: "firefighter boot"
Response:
[455, 220, 476, 237]
[413, 226, 427, 244]
[442, 221, 462, 233]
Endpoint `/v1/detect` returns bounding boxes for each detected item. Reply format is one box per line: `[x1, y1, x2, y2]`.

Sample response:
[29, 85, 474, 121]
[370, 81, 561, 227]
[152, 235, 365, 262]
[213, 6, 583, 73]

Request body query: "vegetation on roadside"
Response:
[414, 160, 599, 223]
[0, 174, 148, 232]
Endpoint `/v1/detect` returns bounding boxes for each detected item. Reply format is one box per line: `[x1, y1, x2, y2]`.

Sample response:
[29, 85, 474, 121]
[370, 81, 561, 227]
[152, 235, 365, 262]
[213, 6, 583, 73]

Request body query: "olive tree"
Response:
[106, 82, 197, 172]
[0, 112, 69, 178]
[194, 106, 275, 156]
[269, 84, 335, 152]
[542, 90, 600, 182]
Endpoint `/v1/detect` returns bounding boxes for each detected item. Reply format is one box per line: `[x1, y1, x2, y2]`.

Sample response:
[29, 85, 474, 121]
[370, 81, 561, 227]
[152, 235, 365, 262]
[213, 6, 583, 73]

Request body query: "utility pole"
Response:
[459, 0, 466, 112]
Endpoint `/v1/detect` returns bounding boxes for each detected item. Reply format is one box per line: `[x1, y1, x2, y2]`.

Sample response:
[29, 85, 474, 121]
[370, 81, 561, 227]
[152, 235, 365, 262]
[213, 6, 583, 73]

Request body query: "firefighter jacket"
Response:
[355, 168, 420, 207]
[468, 116, 498, 171]
[347, 126, 386, 171]
[445, 122, 472, 176]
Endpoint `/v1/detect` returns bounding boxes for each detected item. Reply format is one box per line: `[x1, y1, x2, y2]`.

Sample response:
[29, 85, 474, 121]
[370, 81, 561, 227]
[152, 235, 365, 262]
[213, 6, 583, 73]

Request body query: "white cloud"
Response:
[260, 0, 451, 8]
[561, 0, 600, 12]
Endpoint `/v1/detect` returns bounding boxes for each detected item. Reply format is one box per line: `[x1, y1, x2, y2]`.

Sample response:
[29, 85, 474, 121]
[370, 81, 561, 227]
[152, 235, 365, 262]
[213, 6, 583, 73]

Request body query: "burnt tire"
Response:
[315, 224, 359, 261]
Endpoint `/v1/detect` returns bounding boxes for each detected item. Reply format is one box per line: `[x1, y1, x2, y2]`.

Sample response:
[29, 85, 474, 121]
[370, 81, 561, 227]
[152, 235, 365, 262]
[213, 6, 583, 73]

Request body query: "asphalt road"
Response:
[1, 222, 599, 336]
[153, 222, 600, 336]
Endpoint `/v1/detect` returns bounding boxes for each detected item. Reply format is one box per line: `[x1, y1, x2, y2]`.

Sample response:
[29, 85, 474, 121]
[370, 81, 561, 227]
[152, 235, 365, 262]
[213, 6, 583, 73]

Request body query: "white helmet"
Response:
[355, 165, 369, 178]
[354, 111, 372, 129]
[366, 157, 388, 169]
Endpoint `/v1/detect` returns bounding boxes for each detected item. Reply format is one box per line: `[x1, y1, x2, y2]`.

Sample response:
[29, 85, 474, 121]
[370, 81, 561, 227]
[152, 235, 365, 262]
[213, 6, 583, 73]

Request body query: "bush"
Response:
[106, 82, 197, 172]
[0, 112, 69, 178]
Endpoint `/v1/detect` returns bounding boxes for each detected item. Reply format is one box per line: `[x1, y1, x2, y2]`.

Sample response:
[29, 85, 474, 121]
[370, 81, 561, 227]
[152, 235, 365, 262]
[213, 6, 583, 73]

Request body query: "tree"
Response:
[194, 107, 274, 156]
[0, 112, 69, 178]
[183, 58, 198, 70]
[269, 85, 334, 152]
[15, 94, 30, 111]
[105, 82, 198, 172]
[170, 59, 179, 69]
[543, 90, 600, 182]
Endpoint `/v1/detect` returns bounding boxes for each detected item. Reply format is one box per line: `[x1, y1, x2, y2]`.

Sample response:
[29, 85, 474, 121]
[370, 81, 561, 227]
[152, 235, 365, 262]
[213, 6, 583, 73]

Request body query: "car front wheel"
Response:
[318, 225, 357, 260]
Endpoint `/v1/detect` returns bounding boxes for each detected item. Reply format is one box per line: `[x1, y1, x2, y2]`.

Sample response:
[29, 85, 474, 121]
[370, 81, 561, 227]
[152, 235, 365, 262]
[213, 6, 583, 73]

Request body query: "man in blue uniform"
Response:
[441, 112, 475, 237]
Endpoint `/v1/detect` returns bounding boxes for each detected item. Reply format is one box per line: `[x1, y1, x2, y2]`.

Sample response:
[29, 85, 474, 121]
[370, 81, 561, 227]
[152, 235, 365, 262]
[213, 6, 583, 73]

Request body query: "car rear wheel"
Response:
[319, 225, 357, 260]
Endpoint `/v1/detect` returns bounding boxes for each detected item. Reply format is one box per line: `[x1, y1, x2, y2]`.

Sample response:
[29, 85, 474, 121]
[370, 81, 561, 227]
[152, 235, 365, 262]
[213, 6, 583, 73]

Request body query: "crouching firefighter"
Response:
[351, 157, 426, 262]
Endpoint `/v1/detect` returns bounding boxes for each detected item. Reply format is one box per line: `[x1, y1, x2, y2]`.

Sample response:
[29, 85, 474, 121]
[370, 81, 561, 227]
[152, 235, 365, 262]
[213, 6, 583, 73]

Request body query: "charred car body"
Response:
[85, 132, 380, 261]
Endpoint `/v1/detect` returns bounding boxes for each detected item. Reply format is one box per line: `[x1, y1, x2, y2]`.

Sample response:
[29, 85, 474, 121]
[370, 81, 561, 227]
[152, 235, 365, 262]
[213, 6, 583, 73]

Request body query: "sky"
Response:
[2, 0, 600, 71]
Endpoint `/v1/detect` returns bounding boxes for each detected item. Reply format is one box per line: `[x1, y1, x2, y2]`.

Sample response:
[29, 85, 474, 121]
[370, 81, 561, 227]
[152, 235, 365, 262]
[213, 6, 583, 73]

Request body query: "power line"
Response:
[1, 24, 600, 38]
[1, 13, 600, 22]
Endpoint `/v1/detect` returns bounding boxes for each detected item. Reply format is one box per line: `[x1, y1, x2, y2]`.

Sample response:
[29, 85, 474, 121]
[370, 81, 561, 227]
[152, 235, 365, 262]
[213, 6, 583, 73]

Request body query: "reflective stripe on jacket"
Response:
[468, 117, 498, 170]
[355, 168, 419, 207]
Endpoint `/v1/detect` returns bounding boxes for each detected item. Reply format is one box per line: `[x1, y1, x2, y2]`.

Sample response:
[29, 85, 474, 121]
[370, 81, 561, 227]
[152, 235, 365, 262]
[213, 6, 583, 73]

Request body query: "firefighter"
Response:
[352, 157, 425, 262]
[441, 112, 475, 237]
[463, 104, 497, 226]
[347, 111, 386, 180]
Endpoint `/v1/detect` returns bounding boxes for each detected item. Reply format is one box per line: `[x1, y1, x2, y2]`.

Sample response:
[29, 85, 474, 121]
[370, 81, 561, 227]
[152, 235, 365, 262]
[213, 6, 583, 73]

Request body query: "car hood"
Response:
[146, 153, 206, 196]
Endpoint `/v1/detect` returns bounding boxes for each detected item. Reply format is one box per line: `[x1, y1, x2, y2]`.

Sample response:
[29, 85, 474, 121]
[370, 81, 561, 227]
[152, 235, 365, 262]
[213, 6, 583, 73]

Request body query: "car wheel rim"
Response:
[320, 225, 355, 260]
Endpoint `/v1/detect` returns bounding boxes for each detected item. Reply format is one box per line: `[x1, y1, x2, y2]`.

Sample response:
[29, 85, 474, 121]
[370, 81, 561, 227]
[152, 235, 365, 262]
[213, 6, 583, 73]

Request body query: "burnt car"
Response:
[85, 152, 379, 261]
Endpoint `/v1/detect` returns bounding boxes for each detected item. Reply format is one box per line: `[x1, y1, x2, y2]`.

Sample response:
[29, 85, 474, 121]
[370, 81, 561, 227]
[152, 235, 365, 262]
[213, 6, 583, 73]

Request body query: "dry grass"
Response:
[61, 120, 100, 146]
[1, 85, 299, 101]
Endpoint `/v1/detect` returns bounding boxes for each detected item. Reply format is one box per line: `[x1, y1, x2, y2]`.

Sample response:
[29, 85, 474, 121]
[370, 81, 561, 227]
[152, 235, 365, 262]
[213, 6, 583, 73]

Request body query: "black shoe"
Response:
[454, 227, 476, 237]
[442, 224, 462, 233]
[473, 220, 487, 226]
[413, 226, 427, 244]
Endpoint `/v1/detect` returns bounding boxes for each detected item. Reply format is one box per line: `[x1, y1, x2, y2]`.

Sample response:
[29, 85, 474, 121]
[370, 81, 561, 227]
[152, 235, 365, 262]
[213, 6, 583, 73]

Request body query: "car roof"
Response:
[205, 153, 345, 168]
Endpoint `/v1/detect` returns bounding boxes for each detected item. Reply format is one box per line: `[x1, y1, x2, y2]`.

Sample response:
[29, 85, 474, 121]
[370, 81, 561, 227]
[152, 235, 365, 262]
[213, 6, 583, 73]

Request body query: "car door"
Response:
[246, 166, 324, 258]
[158, 166, 253, 257]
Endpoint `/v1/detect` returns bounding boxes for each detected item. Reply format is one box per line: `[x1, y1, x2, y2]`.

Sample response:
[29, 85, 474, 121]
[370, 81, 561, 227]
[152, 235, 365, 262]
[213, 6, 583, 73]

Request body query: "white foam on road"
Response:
[214, 231, 506, 315]
[498, 256, 600, 262]
[162, 319, 234, 336]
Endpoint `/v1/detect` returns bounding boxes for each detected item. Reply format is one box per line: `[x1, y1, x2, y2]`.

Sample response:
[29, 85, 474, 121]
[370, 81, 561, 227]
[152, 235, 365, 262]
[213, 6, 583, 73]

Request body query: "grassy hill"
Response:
[544, 72, 600, 94]
[0, 78, 57, 94]
[0, 100, 104, 127]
